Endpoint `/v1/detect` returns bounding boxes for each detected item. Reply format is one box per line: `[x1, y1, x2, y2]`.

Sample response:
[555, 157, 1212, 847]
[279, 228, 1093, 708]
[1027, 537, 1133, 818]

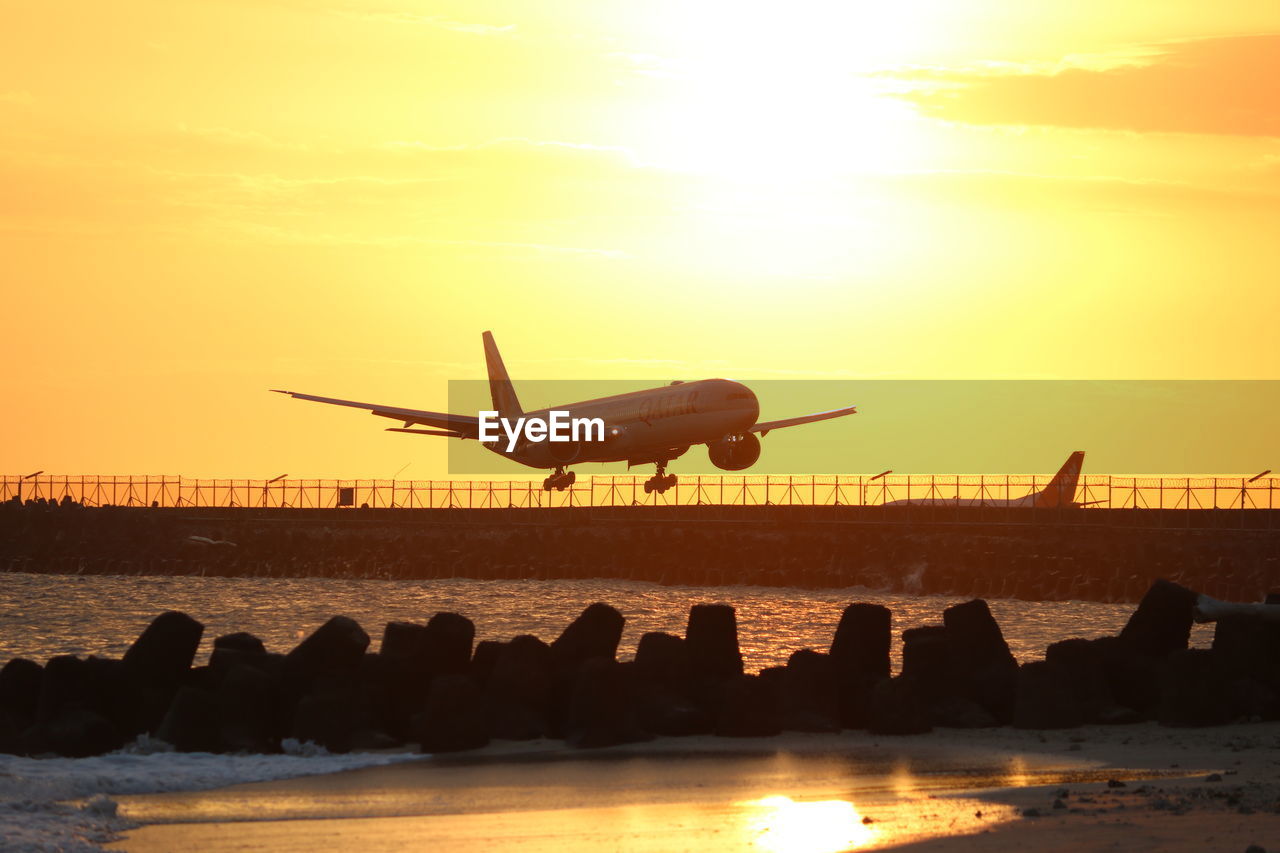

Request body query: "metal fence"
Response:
[2, 473, 1277, 511]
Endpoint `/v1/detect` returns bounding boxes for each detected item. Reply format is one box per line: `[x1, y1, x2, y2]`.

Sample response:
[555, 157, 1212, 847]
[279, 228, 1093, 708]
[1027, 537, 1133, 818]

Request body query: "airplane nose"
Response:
[730, 381, 760, 423]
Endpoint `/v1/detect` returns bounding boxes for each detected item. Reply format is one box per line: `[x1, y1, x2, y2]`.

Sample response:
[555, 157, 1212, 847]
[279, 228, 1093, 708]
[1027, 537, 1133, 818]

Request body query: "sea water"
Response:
[0, 573, 1213, 670]
[0, 572, 1214, 852]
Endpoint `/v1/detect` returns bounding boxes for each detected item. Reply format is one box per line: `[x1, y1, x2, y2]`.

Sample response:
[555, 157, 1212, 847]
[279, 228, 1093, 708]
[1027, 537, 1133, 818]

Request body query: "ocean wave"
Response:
[0, 737, 422, 852]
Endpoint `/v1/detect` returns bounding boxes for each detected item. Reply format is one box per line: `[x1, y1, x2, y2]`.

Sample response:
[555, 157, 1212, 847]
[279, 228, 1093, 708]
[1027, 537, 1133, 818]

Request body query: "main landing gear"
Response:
[542, 468, 576, 491]
[644, 464, 678, 495]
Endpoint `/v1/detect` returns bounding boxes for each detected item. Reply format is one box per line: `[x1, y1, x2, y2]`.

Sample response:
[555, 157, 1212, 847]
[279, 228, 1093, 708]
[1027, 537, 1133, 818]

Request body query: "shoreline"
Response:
[106, 722, 1280, 852]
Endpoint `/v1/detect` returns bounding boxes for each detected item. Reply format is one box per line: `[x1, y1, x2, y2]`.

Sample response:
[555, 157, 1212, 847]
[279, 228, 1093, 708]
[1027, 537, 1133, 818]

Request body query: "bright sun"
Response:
[643, 0, 937, 180]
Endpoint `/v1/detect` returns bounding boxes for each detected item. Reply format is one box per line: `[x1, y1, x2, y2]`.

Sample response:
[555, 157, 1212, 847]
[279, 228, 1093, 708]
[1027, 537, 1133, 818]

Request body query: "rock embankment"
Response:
[3, 503, 1277, 603]
[3, 579, 1277, 758]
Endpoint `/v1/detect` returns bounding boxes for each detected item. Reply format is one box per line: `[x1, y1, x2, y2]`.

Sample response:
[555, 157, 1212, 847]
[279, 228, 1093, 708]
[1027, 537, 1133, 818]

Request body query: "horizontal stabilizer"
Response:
[386, 427, 467, 438]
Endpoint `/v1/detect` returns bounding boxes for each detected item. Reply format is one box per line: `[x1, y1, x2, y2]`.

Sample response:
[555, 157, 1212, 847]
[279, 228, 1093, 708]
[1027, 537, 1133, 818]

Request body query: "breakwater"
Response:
[2, 580, 1276, 759]
[2, 503, 1277, 603]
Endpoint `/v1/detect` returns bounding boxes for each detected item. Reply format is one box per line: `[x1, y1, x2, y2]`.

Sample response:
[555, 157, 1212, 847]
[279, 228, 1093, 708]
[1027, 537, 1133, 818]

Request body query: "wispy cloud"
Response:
[203, 221, 628, 258]
[439, 239, 628, 259]
[894, 34, 1280, 137]
[860, 168, 1280, 217]
[0, 127, 672, 252]
[174, 124, 314, 152]
[331, 8, 514, 36]
[380, 136, 640, 167]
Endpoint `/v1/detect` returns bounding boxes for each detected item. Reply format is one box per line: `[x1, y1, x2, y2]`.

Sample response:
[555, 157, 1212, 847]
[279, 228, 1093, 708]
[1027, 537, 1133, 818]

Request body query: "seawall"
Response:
[3, 504, 1276, 603]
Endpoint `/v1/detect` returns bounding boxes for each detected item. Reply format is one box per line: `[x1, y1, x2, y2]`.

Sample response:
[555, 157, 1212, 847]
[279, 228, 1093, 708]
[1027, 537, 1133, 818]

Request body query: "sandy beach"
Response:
[104, 722, 1280, 852]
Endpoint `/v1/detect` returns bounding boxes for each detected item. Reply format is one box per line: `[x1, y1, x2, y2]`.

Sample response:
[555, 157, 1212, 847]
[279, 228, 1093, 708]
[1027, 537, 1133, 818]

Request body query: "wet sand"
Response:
[108, 723, 1280, 852]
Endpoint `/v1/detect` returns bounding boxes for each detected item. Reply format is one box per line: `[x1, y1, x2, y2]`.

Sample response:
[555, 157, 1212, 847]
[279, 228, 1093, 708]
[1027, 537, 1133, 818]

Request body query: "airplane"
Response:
[272, 331, 858, 494]
[882, 451, 1095, 508]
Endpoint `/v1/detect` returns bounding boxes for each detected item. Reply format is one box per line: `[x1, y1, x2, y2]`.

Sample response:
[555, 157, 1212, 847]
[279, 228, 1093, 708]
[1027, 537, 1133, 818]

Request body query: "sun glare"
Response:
[746, 795, 877, 852]
[623, 1, 947, 281]
[645, 1, 936, 180]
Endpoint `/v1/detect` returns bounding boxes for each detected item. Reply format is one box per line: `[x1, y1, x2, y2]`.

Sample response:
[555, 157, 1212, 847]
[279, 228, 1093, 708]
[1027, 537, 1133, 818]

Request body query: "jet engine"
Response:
[707, 433, 761, 471]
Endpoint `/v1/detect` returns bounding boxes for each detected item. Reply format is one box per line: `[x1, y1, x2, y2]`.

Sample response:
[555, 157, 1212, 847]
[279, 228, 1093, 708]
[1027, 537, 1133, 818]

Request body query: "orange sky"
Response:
[2, 1, 1278, 477]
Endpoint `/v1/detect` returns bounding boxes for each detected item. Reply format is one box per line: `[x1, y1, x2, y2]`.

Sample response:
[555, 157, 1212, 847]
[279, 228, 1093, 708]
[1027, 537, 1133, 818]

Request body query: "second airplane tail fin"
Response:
[482, 331, 523, 419]
[1034, 450, 1085, 508]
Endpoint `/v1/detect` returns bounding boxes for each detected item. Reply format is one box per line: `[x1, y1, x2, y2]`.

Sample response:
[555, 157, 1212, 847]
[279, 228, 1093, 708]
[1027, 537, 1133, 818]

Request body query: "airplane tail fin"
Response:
[482, 331, 523, 419]
[1034, 451, 1085, 508]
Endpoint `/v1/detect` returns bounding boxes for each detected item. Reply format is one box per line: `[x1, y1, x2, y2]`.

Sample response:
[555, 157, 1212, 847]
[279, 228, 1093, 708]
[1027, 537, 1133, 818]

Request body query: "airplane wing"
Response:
[271, 390, 481, 439]
[749, 404, 857, 437]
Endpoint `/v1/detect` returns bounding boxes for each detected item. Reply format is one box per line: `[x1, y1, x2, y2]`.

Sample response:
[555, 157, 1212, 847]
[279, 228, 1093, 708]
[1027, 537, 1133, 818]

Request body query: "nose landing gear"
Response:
[542, 468, 576, 491]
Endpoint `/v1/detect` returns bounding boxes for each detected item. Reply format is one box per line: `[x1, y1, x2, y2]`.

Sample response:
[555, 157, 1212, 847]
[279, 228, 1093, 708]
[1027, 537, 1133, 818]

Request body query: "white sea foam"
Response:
[0, 738, 422, 852]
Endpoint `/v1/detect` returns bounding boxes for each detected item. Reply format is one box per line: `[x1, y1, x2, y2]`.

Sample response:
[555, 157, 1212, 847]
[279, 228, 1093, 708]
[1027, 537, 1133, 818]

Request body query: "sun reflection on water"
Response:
[746, 795, 876, 852]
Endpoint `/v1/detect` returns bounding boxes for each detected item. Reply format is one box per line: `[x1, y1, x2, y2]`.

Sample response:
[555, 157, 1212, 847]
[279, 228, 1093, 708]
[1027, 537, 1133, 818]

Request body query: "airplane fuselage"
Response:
[490, 378, 760, 470]
[883, 495, 1045, 508]
[880, 451, 1086, 509]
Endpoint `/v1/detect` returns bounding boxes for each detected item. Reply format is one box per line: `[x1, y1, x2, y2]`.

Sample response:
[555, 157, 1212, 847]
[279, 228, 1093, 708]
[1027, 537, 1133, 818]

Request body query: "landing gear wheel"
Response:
[644, 466, 677, 495]
[543, 468, 575, 492]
